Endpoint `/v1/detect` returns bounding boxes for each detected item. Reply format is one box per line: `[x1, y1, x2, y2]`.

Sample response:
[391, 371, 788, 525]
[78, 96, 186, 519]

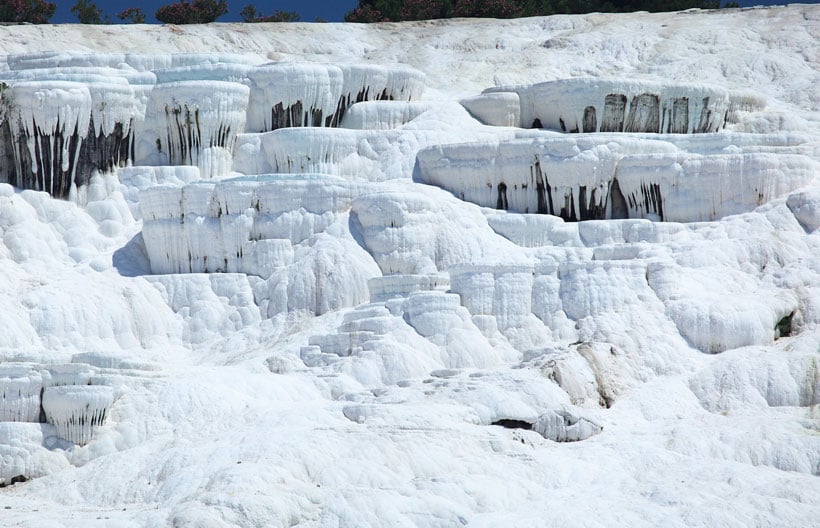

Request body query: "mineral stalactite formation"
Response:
[243, 63, 425, 132]
[2, 81, 91, 199]
[0, 74, 141, 199]
[0, 365, 44, 423]
[42, 385, 113, 447]
[0, 55, 426, 200]
[143, 80, 250, 178]
[79, 118, 134, 184]
[0, 55, 784, 223]
[416, 135, 819, 222]
[0, 10, 819, 522]
[481, 78, 765, 133]
[0, 363, 113, 448]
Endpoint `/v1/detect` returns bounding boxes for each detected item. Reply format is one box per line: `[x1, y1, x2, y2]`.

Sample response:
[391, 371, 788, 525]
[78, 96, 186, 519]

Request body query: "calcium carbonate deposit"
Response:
[0, 6, 819, 527]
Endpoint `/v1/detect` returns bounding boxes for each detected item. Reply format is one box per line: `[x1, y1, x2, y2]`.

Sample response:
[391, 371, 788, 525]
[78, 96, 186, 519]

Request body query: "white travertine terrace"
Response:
[0, 8, 819, 524]
[41, 385, 113, 446]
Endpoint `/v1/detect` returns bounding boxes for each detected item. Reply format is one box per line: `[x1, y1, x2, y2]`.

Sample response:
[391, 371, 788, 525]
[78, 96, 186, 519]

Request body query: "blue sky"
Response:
[52, 1, 359, 23]
[51, 1, 816, 24]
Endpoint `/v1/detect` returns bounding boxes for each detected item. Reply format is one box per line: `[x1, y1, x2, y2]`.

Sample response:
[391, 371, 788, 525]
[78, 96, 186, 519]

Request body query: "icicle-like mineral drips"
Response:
[140, 175, 364, 275]
[485, 78, 742, 134]
[0, 365, 43, 423]
[138, 80, 250, 179]
[416, 134, 819, 222]
[0, 56, 427, 199]
[333, 64, 425, 127]
[41, 385, 113, 446]
[0, 72, 144, 198]
[4, 80, 92, 198]
[245, 63, 344, 132]
[42, 363, 96, 387]
[245, 63, 425, 132]
[76, 81, 140, 189]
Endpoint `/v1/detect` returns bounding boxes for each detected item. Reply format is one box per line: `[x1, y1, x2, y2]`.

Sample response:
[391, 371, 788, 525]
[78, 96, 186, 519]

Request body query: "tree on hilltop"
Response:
[0, 0, 57, 23]
[117, 7, 146, 24]
[241, 4, 300, 22]
[345, 0, 737, 22]
[345, 4, 388, 22]
[155, 0, 228, 24]
[71, 0, 106, 24]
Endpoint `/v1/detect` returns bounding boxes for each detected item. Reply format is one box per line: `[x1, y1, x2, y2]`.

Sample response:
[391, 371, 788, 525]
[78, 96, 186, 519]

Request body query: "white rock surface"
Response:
[0, 7, 817, 528]
[244, 62, 344, 132]
[486, 78, 749, 133]
[42, 385, 113, 446]
[417, 134, 819, 222]
[0, 365, 43, 422]
[533, 407, 603, 442]
[136, 80, 250, 179]
[787, 188, 820, 232]
[0, 422, 70, 486]
[460, 92, 521, 127]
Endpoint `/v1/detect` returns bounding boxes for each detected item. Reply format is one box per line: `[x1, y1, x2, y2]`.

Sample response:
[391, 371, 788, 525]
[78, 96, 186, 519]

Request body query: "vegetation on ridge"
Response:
[345, 0, 740, 22]
[0, 0, 57, 23]
[155, 0, 229, 24]
[0, 0, 745, 25]
[240, 4, 300, 22]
